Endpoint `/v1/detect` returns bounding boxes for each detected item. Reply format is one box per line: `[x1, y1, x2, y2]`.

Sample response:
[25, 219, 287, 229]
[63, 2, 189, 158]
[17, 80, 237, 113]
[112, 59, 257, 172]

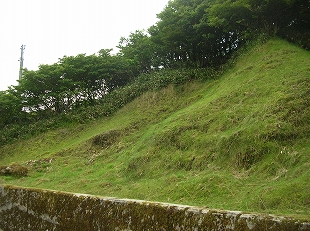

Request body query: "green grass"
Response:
[1, 38, 310, 219]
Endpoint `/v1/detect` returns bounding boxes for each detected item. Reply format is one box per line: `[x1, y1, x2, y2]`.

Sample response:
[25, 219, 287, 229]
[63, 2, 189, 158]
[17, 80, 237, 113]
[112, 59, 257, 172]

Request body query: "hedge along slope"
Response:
[1, 185, 310, 231]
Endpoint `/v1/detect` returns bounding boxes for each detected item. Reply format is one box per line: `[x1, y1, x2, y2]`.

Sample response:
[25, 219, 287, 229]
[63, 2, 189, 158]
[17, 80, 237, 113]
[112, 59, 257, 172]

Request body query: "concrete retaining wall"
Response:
[0, 184, 309, 230]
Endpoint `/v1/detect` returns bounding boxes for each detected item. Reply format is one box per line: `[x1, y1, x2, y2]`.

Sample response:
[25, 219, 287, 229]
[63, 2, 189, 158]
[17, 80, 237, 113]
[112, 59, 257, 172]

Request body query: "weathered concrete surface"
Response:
[0, 184, 309, 231]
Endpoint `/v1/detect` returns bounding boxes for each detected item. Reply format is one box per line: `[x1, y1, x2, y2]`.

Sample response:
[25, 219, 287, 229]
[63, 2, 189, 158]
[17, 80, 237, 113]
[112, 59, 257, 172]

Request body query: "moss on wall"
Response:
[0, 185, 309, 230]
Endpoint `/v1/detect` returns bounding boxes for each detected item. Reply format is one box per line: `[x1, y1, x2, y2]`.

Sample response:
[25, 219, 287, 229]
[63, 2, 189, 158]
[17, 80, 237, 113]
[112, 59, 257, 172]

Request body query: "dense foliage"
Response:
[1, 0, 309, 144]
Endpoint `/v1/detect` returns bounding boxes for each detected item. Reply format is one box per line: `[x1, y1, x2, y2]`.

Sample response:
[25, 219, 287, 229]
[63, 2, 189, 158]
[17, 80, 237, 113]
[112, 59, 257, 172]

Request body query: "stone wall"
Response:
[0, 184, 309, 231]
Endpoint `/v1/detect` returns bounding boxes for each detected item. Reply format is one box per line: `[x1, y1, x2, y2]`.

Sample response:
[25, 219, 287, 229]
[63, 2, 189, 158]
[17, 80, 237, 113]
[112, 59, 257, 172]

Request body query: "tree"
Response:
[14, 49, 142, 116]
[207, 0, 310, 46]
[117, 30, 162, 73]
[149, 0, 198, 67]
[0, 90, 23, 127]
[279, 0, 310, 49]
[149, 0, 240, 68]
[16, 64, 71, 114]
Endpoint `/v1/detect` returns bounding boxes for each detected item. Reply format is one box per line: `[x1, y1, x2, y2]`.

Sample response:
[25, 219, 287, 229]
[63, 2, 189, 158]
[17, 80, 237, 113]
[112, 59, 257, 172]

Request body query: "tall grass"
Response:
[1, 38, 310, 218]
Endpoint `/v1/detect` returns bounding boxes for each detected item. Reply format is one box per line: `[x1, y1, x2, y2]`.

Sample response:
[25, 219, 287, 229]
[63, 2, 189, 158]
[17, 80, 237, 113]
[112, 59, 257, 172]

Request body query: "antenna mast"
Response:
[19, 44, 26, 81]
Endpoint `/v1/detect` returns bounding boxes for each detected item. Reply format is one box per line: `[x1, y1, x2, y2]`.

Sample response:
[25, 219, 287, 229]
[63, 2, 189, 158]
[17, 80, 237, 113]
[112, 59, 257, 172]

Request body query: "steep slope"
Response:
[1, 38, 310, 217]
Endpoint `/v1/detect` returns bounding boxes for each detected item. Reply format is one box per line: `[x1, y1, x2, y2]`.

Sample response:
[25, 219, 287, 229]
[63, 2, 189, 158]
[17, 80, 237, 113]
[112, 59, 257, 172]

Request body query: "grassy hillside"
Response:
[1, 38, 310, 218]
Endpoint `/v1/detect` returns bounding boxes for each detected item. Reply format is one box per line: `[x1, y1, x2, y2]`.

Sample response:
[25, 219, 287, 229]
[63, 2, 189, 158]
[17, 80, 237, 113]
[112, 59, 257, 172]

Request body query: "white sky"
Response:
[0, 0, 169, 91]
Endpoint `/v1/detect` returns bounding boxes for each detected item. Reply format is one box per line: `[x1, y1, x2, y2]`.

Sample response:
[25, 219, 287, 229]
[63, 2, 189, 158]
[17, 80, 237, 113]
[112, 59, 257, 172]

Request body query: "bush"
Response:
[0, 164, 28, 177]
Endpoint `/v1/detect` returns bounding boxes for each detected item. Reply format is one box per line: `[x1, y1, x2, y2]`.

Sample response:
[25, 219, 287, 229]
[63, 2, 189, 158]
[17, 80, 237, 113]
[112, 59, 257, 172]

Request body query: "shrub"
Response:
[0, 164, 29, 177]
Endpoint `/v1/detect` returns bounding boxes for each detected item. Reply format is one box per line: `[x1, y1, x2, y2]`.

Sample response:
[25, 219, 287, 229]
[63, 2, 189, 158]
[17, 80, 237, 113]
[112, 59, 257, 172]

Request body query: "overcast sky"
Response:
[0, 0, 169, 91]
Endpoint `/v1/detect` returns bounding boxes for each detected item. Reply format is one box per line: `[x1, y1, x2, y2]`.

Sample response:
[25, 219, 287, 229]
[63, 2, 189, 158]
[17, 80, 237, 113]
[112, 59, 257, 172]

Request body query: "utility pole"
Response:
[18, 44, 26, 82]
